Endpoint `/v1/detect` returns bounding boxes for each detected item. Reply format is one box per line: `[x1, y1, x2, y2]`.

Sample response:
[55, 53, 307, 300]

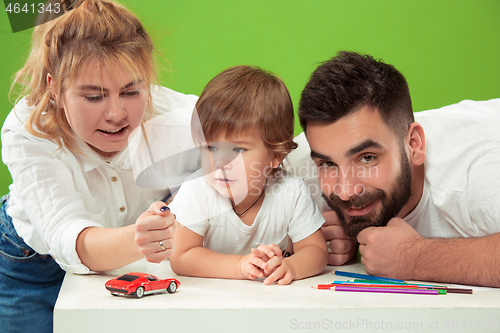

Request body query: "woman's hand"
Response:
[135, 201, 175, 263]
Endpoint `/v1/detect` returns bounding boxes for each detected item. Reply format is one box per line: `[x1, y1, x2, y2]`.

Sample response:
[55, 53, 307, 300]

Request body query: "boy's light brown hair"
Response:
[192, 65, 297, 159]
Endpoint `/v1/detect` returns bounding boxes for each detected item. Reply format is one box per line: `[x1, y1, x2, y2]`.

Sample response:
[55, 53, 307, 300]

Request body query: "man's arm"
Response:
[357, 218, 500, 287]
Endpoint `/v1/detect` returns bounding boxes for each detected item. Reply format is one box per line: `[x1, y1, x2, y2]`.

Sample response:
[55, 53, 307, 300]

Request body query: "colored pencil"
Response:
[317, 283, 419, 289]
[332, 271, 473, 294]
[334, 270, 406, 283]
[334, 286, 445, 295]
[350, 279, 472, 293]
[314, 285, 333, 290]
[441, 288, 473, 294]
[351, 279, 446, 288]
[350, 279, 416, 285]
[331, 282, 418, 288]
[332, 279, 473, 294]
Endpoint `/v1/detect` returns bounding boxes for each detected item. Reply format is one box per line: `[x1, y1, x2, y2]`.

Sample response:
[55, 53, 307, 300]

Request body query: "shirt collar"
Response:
[74, 136, 131, 172]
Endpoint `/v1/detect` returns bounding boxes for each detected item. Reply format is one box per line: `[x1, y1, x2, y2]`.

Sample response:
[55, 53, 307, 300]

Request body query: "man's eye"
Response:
[360, 155, 375, 163]
[318, 161, 335, 168]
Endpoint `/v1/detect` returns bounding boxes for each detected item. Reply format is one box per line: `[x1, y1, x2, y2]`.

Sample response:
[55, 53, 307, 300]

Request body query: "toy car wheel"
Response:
[134, 286, 145, 298]
[167, 281, 177, 294]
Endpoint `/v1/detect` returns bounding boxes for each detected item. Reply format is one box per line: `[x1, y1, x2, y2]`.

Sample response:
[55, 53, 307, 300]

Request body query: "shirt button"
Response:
[119, 206, 126, 212]
[111, 176, 118, 182]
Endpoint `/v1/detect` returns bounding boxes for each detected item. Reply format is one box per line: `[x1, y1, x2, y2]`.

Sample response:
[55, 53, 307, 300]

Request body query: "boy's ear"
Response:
[406, 122, 425, 166]
[270, 152, 285, 169]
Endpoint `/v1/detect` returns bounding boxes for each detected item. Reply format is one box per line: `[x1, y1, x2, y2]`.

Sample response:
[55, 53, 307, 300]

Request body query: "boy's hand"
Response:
[263, 257, 295, 285]
[135, 202, 175, 263]
[251, 244, 295, 285]
[238, 253, 265, 280]
[240, 243, 281, 280]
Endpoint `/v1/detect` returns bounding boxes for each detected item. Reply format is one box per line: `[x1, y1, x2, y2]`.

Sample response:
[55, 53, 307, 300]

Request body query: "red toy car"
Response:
[105, 272, 180, 298]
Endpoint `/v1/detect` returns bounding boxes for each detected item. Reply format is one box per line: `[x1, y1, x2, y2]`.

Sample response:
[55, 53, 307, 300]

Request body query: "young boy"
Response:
[169, 66, 328, 285]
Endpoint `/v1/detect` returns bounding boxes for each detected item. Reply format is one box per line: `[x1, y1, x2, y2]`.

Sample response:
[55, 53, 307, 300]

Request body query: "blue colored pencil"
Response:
[334, 270, 406, 283]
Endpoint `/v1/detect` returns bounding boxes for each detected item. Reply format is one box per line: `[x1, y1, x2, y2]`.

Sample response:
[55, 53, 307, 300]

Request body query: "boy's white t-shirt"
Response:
[169, 170, 325, 255]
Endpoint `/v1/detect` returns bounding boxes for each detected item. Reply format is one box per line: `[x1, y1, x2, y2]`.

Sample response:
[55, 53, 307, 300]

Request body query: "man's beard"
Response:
[322, 148, 412, 238]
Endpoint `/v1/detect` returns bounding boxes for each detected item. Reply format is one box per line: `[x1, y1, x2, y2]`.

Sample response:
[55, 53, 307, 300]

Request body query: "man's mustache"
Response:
[324, 188, 387, 210]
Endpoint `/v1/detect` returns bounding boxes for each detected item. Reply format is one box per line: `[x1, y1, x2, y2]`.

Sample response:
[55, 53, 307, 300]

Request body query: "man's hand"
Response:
[321, 211, 357, 265]
[135, 202, 176, 263]
[357, 217, 423, 279]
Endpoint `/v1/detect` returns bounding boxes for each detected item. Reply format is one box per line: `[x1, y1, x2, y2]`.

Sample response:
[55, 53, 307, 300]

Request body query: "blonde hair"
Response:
[11, 0, 157, 153]
[192, 66, 298, 160]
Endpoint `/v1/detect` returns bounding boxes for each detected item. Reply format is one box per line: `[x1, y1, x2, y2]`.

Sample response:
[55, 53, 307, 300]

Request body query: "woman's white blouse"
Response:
[1, 86, 198, 274]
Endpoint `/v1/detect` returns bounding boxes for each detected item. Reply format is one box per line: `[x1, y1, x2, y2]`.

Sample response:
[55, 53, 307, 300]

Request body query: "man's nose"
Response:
[336, 167, 364, 201]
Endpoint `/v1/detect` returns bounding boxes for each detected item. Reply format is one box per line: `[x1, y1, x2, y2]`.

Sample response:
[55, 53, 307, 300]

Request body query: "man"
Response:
[286, 51, 500, 287]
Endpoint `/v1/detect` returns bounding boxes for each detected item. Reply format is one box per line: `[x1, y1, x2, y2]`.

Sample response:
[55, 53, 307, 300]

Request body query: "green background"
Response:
[0, 0, 499, 195]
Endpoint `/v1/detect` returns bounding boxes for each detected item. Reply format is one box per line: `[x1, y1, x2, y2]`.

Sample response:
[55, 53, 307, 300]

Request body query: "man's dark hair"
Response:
[299, 51, 414, 140]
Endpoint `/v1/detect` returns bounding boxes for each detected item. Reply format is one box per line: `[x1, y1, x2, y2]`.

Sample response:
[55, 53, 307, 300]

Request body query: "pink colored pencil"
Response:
[316, 283, 419, 290]
[334, 286, 442, 295]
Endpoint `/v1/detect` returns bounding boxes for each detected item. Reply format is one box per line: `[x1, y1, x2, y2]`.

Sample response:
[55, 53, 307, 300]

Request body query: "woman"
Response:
[0, 1, 198, 332]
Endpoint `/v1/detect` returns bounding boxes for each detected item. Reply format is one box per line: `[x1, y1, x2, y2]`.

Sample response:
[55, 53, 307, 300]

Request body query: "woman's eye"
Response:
[207, 146, 218, 152]
[85, 95, 103, 102]
[233, 147, 246, 153]
[123, 90, 140, 96]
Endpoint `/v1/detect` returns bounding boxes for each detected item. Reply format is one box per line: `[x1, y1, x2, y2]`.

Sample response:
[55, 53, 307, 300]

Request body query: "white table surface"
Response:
[54, 257, 500, 333]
